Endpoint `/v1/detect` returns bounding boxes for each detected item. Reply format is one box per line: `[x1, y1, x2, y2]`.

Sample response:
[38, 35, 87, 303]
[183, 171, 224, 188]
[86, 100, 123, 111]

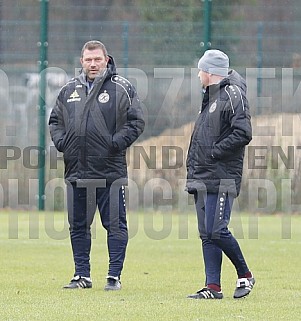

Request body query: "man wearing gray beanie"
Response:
[197, 49, 229, 77]
[186, 49, 255, 299]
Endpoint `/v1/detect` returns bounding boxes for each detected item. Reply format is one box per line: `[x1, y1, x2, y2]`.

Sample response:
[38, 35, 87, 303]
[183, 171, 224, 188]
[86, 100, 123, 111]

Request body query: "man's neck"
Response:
[209, 75, 225, 86]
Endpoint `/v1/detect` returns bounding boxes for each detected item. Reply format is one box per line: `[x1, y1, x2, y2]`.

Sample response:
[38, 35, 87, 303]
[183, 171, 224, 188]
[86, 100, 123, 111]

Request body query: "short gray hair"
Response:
[81, 40, 108, 57]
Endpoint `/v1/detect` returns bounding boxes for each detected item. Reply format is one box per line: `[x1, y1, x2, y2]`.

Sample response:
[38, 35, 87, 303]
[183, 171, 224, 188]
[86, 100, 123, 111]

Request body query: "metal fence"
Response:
[0, 0, 301, 210]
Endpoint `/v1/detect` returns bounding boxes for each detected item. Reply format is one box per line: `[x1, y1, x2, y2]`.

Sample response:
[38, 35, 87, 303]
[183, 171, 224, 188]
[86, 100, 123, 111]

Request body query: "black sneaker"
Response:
[233, 276, 255, 298]
[63, 276, 92, 289]
[104, 276, 122, 291]
[187, 287, 223, 299]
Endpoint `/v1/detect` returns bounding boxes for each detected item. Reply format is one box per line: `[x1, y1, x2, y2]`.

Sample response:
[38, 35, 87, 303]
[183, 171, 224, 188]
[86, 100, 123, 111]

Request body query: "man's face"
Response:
[198, 70, 210, 88]
[80, 48, 109, 81]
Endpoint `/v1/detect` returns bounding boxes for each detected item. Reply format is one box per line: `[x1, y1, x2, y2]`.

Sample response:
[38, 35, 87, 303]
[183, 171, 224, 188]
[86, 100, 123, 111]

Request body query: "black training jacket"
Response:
[186, 70, 252, 196]
[49, 56, 145, 184]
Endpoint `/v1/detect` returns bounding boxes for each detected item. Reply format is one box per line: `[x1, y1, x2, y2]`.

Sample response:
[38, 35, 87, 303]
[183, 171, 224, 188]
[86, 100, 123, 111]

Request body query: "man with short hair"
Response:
[49, 40, 145, 290]
[186, 49, 254, 299]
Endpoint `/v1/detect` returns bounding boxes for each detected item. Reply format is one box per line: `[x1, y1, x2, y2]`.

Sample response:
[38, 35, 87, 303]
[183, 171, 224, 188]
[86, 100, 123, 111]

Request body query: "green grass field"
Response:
[0, 210, 300, 321]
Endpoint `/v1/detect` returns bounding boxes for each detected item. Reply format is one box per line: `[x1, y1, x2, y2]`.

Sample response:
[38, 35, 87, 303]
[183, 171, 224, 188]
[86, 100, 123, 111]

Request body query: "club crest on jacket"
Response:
[98, 91, 110, 103]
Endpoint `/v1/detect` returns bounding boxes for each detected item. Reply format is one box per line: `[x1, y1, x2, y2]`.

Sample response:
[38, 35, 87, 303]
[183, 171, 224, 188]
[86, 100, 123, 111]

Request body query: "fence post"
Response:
[122, 21, 129, 78]
[257, 22, 263, 114]
[202, 0, 212, 51]
[37, 0, 49, 210]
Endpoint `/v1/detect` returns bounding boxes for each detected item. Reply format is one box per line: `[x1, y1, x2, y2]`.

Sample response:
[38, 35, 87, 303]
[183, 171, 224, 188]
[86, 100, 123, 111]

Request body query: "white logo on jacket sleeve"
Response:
[98, 91, 110, 103]
[209, 100, 217, 113]
[67, 90, 81, 102]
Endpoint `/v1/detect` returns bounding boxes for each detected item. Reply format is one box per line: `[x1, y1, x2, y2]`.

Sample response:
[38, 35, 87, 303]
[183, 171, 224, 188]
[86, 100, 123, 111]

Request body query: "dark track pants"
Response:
[194, 191, 250, 286]
[67, 181, 128, 279]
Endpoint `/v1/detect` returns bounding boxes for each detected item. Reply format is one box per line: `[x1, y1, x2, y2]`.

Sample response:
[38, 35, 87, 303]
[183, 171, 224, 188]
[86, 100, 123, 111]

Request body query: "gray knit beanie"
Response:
[197, 49, 229, 77]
